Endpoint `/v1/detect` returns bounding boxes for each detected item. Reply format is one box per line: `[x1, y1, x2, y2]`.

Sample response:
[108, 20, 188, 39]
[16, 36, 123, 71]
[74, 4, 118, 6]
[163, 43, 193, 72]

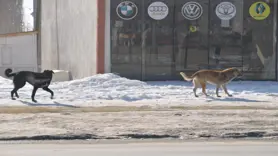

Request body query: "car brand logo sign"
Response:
[215, 2, 236, 20]
[182, 1, 203, 20]
[148, 1, 169, 20]
[116, 1, 138, 20]
[249, 2, 270, 20]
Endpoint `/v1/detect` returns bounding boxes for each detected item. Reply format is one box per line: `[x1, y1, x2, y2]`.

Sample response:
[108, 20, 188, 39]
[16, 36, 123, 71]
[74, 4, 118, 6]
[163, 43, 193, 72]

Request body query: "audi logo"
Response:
[148, 6, 168, 12]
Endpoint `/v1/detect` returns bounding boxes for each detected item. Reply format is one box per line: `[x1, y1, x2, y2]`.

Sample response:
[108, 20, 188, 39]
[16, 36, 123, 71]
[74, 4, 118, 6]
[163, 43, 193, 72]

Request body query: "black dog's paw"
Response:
[11, 98, 16, 100]
[228, 94, 233, 97]
[32, 100, 37, 103]
[50, 96, 54, 99]
[16, 95, 19, 98]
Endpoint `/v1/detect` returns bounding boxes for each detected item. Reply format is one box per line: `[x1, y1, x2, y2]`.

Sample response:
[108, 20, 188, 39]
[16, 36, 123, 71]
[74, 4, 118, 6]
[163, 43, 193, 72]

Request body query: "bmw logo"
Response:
[116, 1, 138, 20]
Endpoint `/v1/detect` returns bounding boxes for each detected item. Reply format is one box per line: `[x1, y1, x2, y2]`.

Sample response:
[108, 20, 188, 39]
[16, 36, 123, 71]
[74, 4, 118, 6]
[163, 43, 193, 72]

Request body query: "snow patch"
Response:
[0, 73, 277, 107]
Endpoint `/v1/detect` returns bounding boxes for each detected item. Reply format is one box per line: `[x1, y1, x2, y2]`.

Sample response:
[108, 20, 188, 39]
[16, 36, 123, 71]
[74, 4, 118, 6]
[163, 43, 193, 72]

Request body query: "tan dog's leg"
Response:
[216, 85, 221, 97]
[222, 84, 232, 97]
[193, 79, 199, 97]
[200, 81, 208, 97]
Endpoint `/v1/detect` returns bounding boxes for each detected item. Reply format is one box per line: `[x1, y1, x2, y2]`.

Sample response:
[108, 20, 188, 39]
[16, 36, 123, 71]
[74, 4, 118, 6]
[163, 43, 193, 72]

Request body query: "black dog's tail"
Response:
[5, 68, 17, 77]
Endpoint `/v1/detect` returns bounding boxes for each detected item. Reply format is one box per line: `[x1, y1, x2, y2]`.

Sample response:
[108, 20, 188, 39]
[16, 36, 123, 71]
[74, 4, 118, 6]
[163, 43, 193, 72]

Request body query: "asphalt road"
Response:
[1, 141, 278, 156]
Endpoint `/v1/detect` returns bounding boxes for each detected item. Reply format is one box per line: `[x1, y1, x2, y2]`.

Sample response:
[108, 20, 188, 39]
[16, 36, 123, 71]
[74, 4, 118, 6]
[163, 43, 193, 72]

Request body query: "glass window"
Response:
[242, 0, 277, 80]
[0, 0, 37, 34]
[110, 0, 278, 81]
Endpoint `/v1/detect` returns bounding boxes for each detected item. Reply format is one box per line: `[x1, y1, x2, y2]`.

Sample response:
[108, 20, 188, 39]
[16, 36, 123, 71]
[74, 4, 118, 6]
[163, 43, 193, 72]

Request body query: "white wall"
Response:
[41, 0, 98, 79]
[0, 33, 38, 76]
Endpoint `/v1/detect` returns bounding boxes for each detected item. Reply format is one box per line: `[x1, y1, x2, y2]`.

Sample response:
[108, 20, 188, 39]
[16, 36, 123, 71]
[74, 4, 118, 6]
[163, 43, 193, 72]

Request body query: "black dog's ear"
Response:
[51, 70, 55, 74]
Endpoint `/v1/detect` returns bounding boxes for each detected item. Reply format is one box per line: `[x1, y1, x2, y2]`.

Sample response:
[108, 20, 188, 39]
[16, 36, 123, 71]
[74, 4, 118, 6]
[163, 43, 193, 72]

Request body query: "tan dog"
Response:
[180, 68, 242, 97]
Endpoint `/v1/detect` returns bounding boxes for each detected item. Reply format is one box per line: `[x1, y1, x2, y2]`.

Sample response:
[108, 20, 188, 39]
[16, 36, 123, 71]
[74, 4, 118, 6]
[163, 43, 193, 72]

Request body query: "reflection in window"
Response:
[241, 0, 277, 80]
[0, 0, 36, 34]
[22, 0, 34, 31]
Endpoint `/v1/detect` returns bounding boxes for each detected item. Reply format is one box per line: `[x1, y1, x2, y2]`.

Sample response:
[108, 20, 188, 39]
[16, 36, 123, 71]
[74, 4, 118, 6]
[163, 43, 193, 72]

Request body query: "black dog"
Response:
[5, 68, 55, 103]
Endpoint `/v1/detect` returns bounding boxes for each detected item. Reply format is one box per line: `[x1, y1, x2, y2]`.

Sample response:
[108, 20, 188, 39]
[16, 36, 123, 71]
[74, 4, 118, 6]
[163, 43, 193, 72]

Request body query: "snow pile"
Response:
[0, 73, 278, 107]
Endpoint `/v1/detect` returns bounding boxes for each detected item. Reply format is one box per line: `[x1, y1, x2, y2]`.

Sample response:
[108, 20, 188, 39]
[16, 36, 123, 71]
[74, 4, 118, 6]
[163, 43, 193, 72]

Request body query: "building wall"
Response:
[40, 0, 99, 79]
[0, 0, 38, 77]
[0, 32, 38, 76]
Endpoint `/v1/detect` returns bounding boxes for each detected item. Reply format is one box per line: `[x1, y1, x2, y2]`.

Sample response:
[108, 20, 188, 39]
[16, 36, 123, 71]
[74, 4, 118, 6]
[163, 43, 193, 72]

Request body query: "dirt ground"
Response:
[0, 106, 278, 141]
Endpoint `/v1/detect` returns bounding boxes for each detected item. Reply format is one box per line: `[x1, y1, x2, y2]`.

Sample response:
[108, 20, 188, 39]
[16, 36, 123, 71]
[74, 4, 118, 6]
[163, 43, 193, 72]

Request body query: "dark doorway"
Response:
[110, 0, 143, 80]
[174, 0, 210, 78]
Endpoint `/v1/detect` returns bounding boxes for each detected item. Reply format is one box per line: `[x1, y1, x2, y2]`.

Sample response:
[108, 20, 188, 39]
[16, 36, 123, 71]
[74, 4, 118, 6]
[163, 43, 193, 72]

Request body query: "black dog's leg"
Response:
[15, 92, 19, 98]
[11, 88, 18, 100]
[31, 87, 39, 103]
[12, 80, 25, 100]
[42, 87, 54, 99]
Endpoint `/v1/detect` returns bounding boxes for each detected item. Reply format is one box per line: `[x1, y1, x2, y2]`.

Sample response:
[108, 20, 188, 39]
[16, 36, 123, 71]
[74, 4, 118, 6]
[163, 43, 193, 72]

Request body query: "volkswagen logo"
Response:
[215, 2, 236, 20]
[182, 2, 203, 20]
[148, 2, 169, 20]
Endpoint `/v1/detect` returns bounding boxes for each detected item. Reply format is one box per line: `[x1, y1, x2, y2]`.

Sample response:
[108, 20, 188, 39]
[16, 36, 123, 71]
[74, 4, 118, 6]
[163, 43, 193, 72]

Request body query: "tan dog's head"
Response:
[230, 68, 243, 77]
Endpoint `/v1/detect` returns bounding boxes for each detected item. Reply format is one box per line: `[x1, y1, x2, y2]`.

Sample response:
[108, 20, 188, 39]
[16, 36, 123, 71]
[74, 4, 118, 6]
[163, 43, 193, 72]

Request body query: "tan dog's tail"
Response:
[179, 72, 194, 81]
